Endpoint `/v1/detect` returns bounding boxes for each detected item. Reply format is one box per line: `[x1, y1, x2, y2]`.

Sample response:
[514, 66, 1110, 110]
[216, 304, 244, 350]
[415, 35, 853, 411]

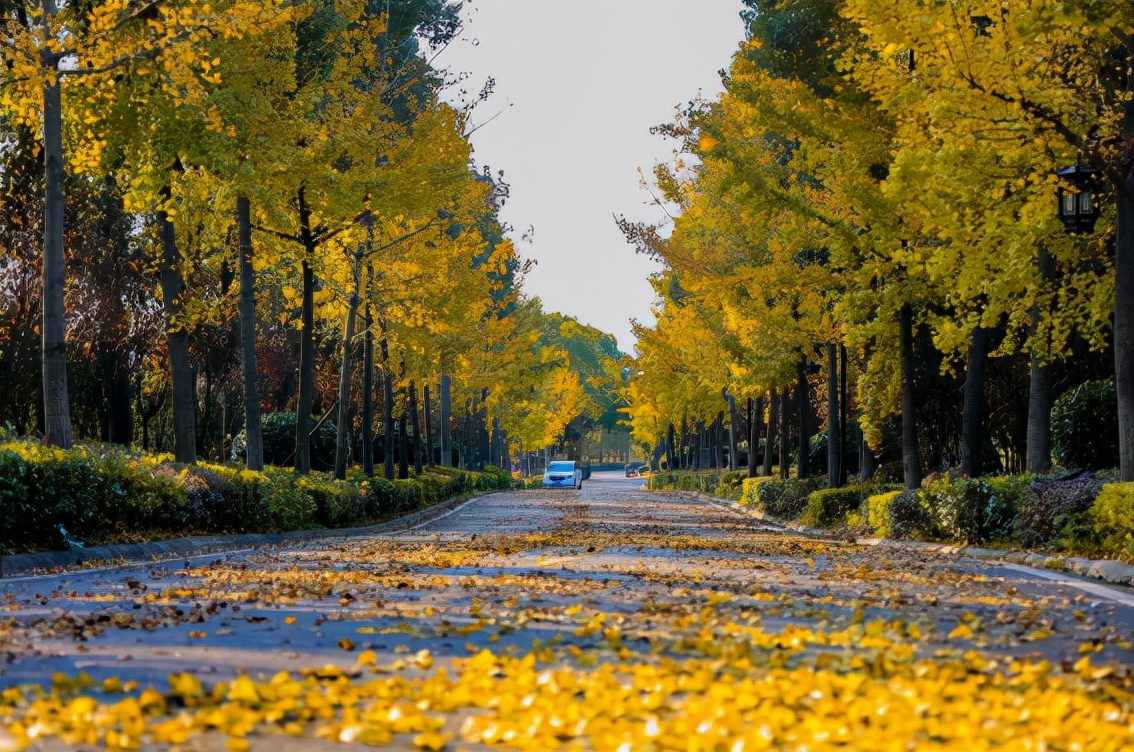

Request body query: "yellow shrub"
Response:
[740, 476, 777, 508]
[865, 491, 901, 538]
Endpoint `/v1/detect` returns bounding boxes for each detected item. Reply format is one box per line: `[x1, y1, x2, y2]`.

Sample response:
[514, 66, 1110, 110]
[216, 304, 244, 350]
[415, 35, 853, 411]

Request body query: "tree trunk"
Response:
[899, 304, 923, 489]
[725, 391, 738, 471]
[797, 357, 810, 478]
[381, 324, 395, 480]
[108, 357, 132, 446]
[40, 30, 72, 449]
[158, 200, 196, 464]
[1026, 244, 1056, 475]
[763, 390, 777, 477]
[860, 431, 875, 481]
[748, 398, 762, 477]
[410, 380, 423, 475]
[1116, 114, 1134, 480]
[961, 325, 991, 478]
[839, 344, 848, 486]
[477, 389, 489, 471]
[362, 302, 374, 477]
[398, 401, 409, 479]
[236, 197, 263, 471]
[333, 267, 360, 480]
[423, 384, 433, 466]
[439, 375, 451, 467]
[666, 422, 676, 470]
[294, 187, 316, 474]
[827, 344, 840, 488]
[779, 387, 790, 479]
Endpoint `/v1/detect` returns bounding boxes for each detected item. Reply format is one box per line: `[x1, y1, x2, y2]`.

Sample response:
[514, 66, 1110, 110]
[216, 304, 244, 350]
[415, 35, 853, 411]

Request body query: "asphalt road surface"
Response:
[4, 471, 1134, 750]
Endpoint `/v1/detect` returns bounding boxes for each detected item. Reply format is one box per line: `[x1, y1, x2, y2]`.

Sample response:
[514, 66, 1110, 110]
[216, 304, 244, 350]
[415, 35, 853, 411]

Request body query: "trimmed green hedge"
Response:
[802, 487, 869, 528]
[646, 469, 748, 499]
[0, 442, 510, 554]
[755, 477, 827, 519]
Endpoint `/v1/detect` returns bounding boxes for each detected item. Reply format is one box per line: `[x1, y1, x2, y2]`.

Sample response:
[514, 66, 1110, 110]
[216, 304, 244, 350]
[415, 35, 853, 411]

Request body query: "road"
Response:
[3, 471, 1134, 750]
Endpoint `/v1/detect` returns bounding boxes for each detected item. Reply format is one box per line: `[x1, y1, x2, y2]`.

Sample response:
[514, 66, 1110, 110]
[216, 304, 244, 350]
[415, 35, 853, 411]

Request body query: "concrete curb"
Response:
[668, 489, 1134, 589]
[0, 490, 495, 579]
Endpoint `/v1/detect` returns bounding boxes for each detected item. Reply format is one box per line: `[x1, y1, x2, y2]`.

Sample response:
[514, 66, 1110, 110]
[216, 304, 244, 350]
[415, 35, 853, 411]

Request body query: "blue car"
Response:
[543, 460, 582, 490]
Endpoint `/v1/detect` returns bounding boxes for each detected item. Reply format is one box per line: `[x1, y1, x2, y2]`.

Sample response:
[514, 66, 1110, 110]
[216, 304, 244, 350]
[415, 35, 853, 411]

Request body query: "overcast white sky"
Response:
[435, 0, 747, 354]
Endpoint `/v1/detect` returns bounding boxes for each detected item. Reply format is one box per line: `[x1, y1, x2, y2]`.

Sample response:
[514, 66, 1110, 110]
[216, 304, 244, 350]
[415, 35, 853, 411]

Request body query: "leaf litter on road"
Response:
[3, 487, 1134, 750]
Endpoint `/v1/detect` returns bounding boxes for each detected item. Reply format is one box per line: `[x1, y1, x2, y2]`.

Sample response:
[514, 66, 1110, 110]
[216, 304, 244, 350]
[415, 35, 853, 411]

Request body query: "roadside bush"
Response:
[264, 476, 319, 532]
[1013, 474, 1104, 549]
[298, 475, 362, 527]
[716, 470, 748, 500]
[1082, 483, 1134, 561]
[919, 476, 1023, 544]
[802, 486, 868, 528]
[195, 462, 272, 533]
[739, 476, 777, 508]
[756, 477, 826, 520]
[480, 465, 511, 489]
[391, 479, 424, 512]
[888, 490, 936, 541]
[646, 470, 718, 494]
[1051, 380, 1120, 471]
[0, 438, 519, 553]
[863, 491, 901, 537]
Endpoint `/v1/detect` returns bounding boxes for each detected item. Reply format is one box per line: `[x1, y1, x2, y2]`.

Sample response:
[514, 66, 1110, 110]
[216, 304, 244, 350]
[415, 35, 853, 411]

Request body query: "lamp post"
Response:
[1056, 164, 1101, 234]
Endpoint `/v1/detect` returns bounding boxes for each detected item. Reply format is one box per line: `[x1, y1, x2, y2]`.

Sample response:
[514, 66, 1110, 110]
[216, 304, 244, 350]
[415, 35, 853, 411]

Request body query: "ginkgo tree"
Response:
[0, 0, 289, 450]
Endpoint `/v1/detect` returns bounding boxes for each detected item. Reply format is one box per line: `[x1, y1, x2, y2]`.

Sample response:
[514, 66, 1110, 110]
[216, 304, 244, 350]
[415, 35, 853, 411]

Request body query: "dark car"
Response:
[624, 462, 646, 478]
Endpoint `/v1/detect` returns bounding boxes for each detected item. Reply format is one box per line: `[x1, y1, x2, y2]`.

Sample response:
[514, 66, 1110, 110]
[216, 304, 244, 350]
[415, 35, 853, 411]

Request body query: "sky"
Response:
[434, 0, 748, 354]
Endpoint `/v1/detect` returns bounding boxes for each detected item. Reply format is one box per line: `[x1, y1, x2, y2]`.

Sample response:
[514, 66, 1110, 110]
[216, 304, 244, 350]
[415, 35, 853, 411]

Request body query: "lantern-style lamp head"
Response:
[1056, 165, 1101, 234]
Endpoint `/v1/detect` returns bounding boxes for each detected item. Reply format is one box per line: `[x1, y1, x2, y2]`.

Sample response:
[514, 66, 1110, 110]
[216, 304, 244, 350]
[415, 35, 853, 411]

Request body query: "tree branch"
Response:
[251, 224, 301, 244]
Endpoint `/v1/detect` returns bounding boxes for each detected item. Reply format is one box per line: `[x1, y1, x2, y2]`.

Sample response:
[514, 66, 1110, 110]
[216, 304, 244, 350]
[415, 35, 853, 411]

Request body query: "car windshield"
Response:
[547, 462, 574, 472]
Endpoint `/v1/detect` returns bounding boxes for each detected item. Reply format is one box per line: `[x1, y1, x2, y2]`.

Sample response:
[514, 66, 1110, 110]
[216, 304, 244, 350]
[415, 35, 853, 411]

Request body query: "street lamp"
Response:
[1056, 164, 1101, 234]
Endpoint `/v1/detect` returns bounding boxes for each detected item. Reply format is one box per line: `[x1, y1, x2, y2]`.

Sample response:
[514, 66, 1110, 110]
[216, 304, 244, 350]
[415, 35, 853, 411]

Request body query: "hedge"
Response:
[1073, 483, 1134, 561]
[646, 469, 748, 499]
[802, 487, 869, 528]
[0, 441, 510, 554]
[755, 477, 827, 519]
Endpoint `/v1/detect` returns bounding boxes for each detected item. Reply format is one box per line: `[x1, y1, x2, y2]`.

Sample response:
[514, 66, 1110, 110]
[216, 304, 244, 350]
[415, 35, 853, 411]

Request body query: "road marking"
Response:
[1002, 563, 1134, 607]
[0, 549, 258, 585]
[401, 496, 483, 532]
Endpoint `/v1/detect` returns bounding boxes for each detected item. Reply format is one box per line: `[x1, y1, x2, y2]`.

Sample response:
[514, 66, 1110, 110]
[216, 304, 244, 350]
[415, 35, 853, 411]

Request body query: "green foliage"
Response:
[645, 469, 750, 500]
[264, 476, 319, 532]
[195, 462, 273, 533]
[297, 475, 362, 527]
[716, 470, 748, 500]
[802, 486, 870, 528]
[233, 412, 339, 472]
[740, 476, 777, 508]
[1051, 380, 1121, 471]
[1014, 475, 1104, 549]
[1079, 483, 1134, 561]
[919, 476, 1030, 544]
[887, 490, 936, 541]
[0, 440, 503, 553]
[756, 477, 827, 520]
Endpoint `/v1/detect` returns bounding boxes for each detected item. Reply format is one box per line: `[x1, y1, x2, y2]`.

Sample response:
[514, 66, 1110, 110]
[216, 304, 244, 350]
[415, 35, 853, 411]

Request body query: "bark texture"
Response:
[899, 305, 923, 490]
[40, 32, 72, 449]
[237, 197, 263, 471]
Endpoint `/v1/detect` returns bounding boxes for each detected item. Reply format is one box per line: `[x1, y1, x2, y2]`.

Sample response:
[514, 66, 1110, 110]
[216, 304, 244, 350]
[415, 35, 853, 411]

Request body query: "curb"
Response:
[667, 489, 1134, 590]
[0, 490, 495, 580]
